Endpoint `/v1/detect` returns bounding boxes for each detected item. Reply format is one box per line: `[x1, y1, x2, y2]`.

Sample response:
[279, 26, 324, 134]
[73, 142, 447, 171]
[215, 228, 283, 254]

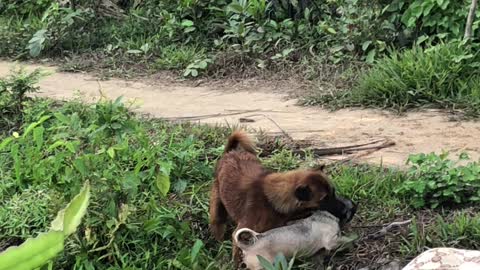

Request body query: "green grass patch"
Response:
[304, 42, 480, 116]
[2, 70, 480, 269]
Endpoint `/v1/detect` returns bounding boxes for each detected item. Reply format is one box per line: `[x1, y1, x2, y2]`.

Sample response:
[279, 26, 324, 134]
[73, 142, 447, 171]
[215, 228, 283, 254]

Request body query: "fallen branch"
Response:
[293, 139, 395, 157]
[161, 110, 262, 121]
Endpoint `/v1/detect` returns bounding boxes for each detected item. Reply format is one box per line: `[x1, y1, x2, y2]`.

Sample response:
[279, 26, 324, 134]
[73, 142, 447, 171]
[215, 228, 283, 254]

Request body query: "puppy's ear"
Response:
[295, 185, 312, 201]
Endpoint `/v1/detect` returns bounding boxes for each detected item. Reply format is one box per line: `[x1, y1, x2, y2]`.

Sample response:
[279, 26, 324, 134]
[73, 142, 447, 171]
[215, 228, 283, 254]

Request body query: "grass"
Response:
[2, 70, 480, 269]
[303, 42, 480, 117]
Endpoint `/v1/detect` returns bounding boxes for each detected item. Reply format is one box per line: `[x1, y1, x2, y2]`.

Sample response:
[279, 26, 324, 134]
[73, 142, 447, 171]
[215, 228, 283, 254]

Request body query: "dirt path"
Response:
[1, 60, 479, 167]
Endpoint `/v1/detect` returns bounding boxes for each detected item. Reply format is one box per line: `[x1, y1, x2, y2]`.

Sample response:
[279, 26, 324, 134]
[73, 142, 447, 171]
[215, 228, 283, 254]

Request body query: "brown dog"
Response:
[209, 131, 356, 266]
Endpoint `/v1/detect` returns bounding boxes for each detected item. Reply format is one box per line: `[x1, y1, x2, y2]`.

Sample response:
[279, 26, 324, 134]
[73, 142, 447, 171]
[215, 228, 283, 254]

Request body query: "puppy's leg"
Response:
[209, 181, 228, 241]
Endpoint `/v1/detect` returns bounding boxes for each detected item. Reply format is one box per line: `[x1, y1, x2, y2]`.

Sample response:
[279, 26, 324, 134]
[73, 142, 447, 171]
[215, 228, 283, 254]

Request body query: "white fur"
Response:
[234, 211, 341, 270]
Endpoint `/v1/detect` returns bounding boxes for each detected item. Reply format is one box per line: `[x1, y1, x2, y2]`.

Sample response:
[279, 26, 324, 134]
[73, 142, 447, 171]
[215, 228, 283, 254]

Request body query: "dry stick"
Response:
[240, 113, 294, 143]
[241, 114, 395, 157]
[363, 219, 412, 240]
[335, 149, 379, 165]
[161, 109, 262, 121]
[294, 140, 395, 157]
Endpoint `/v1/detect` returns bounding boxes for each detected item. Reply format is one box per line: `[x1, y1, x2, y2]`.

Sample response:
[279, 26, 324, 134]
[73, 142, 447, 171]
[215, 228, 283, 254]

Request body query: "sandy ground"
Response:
[1, 60, 479, 168]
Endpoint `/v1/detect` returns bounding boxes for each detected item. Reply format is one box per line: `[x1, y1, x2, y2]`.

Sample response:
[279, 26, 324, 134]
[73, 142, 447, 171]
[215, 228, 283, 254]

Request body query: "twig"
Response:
[363, 219, 412, 240]
[161, 110, 261, 121]
[293, 139, 395, 157]
[335, 149, 378, 165]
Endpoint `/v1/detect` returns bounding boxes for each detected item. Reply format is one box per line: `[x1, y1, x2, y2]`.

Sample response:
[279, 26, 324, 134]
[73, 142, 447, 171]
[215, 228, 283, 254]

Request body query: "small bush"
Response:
[0, 68, 44, 133]
[396, 152, 480, 208]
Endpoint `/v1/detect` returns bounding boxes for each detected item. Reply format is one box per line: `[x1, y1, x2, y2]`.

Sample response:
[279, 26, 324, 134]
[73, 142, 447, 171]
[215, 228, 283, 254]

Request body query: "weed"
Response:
[396, 152, 480, 208]
[402, 209, 480, 256]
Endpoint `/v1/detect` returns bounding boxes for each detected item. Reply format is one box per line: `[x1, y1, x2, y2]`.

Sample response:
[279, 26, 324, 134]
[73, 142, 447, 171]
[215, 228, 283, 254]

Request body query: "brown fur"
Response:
[209, 130, 334, 266]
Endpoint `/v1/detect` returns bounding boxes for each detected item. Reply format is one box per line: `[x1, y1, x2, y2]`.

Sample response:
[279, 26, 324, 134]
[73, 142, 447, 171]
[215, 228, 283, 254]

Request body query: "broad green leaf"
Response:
[0, 231, 64, 270]
[0, 137, 13, 151]
[197, 60, 208, 69]
[73, 158, 87, 177]
[65, 142, 76, 153]
[181, 19, 194, 27]
[365, 49, 376, 64]
[257, 255, 275, 270]
[47, 140, 66, 152]
[107, 147, 115, 158]
[362, 40, 372, 51]
[33, 126, 44, 149]
[190, 239, 204, 263]
[51, 181, 90, 236]
[156, 173, 170, 197]
[326, 27, 337, 34]
[226, 3, 244, 14]
[23, 115, 51, 138]
[27, 29, 47, 57]
[274, 253, 288, 269]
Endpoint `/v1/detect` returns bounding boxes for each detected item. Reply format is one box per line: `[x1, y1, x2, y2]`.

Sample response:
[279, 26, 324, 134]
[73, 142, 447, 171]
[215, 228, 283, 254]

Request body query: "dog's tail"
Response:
[234, 228, 259, 250]
[224, 131, 256, 154]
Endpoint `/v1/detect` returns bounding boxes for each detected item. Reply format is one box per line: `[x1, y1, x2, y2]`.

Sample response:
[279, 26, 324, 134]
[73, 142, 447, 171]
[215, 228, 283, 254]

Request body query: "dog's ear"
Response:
[312, 164, 326, 172]
[295, 185, 313, 201]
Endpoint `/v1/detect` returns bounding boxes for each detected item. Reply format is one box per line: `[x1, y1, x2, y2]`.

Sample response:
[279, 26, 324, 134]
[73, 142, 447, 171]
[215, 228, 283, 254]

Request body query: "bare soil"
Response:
[2, 60, 479, 168]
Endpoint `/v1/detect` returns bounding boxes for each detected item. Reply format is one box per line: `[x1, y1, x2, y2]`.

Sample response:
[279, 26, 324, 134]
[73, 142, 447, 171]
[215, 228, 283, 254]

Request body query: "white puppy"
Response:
[234, 211, 341, 270]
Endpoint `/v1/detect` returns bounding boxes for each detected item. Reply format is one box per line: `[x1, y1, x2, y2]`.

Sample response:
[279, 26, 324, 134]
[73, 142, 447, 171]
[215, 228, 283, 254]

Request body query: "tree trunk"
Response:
[465, 0, 478, 39]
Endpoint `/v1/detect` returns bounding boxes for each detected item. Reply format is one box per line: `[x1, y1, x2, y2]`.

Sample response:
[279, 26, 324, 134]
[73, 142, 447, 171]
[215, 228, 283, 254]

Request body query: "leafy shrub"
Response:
[398, 0, 474, 43]
[323, 42, 480, 114]
[396, 152, 480, 208]
[0, 69, 235, 268]
[0, 0, 54, 17]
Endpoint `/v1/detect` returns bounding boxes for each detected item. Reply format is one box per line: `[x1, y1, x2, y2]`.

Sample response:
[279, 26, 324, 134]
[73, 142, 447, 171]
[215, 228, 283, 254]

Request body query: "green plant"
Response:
[183, 58, 213, 77]
[0, 181, 90, 270]
[257, 253, 296, 270]
[399, 0, 474, 42]
[402, 210, 480, 255]
[27, 3, 90, 57]
[0, 0, 54, 17]
[0, 68, 45, 133]
[396, 152, 480, 208]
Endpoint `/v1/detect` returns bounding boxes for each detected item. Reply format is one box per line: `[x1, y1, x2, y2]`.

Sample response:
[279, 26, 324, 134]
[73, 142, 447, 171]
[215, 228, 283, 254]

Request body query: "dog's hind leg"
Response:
[209, 181, 228, 241]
